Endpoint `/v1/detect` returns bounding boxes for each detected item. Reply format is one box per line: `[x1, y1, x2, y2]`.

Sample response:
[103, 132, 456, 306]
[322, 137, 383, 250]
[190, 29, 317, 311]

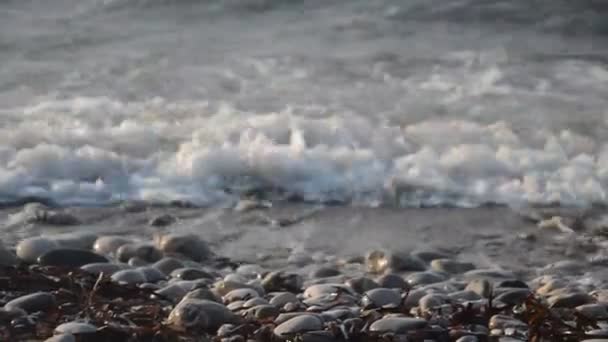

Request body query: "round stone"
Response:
[406, 271, 447, 287]
[45, 335, 76, 342]
[38, 249, 108, 268]
[53, 233, 98, 250]
[576, 304, 608, 319]
[81, 263, 127, 275]
[377, 273, 408, 289]
[224, 288, 260, 303]
[93, 236, 131, 256]
[171, 267, 214, 281]
[310, 266, 341, 278]
[494, 288, 532, 306]
[346, 277, 380, 294]
[489, 315, 527, 330]
[269, 292, 299, 307]
[4, 292, 56, 313]
[154, 233, 212, 262]
[183, 288, 222, 302]
[116, 243, 162, 263]
[418, 293, 448, 312]
[137, 266, 166, 283]
[362, 288, 402, 309]
[369, 317, 428, 334]
[153, 257, 184, 275]
[411, 250, 451, 262]
[548, 292, 596, 308]
[304, 284, 354, 298]
[273, 314, 323, 337]
[365, 250, 426, 274]
[54, 321, 97, 335]
[245, 304, 279, 321]
[111, 269, 147, 285]
[149, 214, 177, 227]
[431, 259, 476, 274]
[168, 299, 240, 331]
[465, 279, 493, 298]
[448, 290, 482, 302]
[16, 237, 59, 263]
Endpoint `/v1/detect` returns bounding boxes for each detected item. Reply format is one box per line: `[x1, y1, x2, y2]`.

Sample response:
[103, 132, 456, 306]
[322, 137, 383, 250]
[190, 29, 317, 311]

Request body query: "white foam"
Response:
[0, 96, 607, 207]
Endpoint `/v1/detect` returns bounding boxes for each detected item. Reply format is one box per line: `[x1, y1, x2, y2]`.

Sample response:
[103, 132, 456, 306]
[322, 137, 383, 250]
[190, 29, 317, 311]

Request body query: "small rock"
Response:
[288, 253, 313, 266]
[156, 283, 190, 302]
[116, 243, 162, 263]
[418, 293, 448, 312]
[154, 233, 212, 262]
[345, 277, 379, 294]
[488, 314, 527, 330]
[4, 292, 56, 313]
[111, 269, 147, 284]
[93, 236, 131, 256]
[262, 271, 303, 292]
[548, 292, 596, 308]
[153, 257, 185, 275]
[184, 288, 222, 302]
[377, 273, 408, 289]
[53, 233, 97, 250]
[149, 214, 177, 227]
[464, 269, 515, 281]
[38, 249, 108, 268]
[274, 314, 323, 337]
[168, 299, 240, 331]
[16, 237, 59, 263]
[495, 279, 528, 289]
[310, 266, 340, 278]
[224, 288, 260, 303]
[128, 257, 148, 267]
[431, 259, 476, 274]
[576, 304, 608, 319]
[270, 292, 300, 307]
[0, 241, 18, 266]
[45, 335, 76, 342]
[365, 250, 426, 273]
[541, 260, 587, 275]
[448, 290, 482, 302]
[81, 263, 127, 275]
[406, 271, 447, 287]
[54, 321, 97, 335]
[171, 267, 213, 280]
[494, 288, 532, 306]
[244, 304, 279, 320]
[369, 317, 428, 334]
[411, 249, 451, 262]
[465, 279, 492, 298]
[362, 288, 402, 309]
[137, 266, 166, 283]
[304, 284, 354, 298]
[456, 336, 479, 342]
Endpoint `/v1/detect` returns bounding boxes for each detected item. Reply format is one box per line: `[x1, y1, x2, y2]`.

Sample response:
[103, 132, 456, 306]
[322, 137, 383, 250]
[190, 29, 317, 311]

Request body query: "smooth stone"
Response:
[153, 257, 185, 275]
[411, 250, 451, 262]
[304, 284, 354, 298]
[214, 280, 260, 297]
[0, 307, 27, 320]
[262, 271, 303, 293]
[403, 288, 429, 308]
[431, 259, 476, 274]
[274, 314, 324, 337]
[128, 257, 148, 267]
[362, 288, 402, 309]
[243, 297, 269, 308]
[269, 292, 300, 307]
[171, 267, 213, 281]
[488, 314, 527, 329]
[464, 269, 515, 280]
[465, 279, 493, 298]
[38, 249, 108, 268]
[418, 293, 448, 312]
[456, 336, 479, 342]
[310, 266, 340, 278]
[53, 233, 98, 250]
[149, 214, 177, 227]
[93, 236, 131, 256]
[137, 266, 166, 283]
[0, 241, 18, 266]
[369, 317, 428, 334]
[4, 292, 56, 313]
[377, 273, 408, 289]
[45, 335, 76, 342]
[299, 331, 337, 342]
[536, 279, 568, 296]
[576, 304, 608, 319]
[224, 288, 260, 303]
[54, 321, 97, 335]
[16, 237, 59, 263]
[235, 264, 264, 279]
[156, 283, 189, 302]
[116, 243, 162, 263]
[184, 288, 222, 302]
[275, 313, 321, 325]
[541, 260, 587, 275]
[365, 250, 426, 273]
[154, 233, 212, 262]
[227, 300, 246, 311]
[495, 279, 528, 289]
[346, 277, 380, 294]
[81, 262, 127, 275]
[168, 299, 240, 331]
[406, 271, 447, 287]
[288, 253, 314, 266]
[494, 288, 532, 306]
[111, 269, 147, 284]
[548, 292, 596, 308]
[245, 304, 279, 320]
[448, 290, 482, 302]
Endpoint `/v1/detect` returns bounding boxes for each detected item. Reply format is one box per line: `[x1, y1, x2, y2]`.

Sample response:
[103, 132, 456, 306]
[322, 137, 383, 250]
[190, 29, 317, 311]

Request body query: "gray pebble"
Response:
[93, 236, 131, 256]
[184, 288, 222, 302]
[494, 288, 532, 306]
[38, 248, 108, 268]
[128, 257, 148, 267]
[456, 336, 479, 342]
[362, 288, 402, 309]
[418, 293, 448, 312]
[149, 214, 177, 227]
[369, 317, 428, 334]
[81, 262, 127, 275]
[274, 314, 323, 337]
[53, 233, 97, 250]
[310, 266, 340, 278]
[45, 335, 76, 342]
[448, 290, 482, 302]
[411, 250, 451, 262]
[16, 237, 59, 263]
[111, 269, 147, 285]
[117, 243, 162, 263]
[488, 314, 527, 329]
[154, 233, 211, 262]
[137, 266, 166, 283]
[431, 259, 476, 274]
[465, 279, 492, 298]
[366, 250, 426, 274]
[269, 292, 299, 307]
[153, 257, 184, 275]
[548, 292, 596, 308]
[4, 292, 56, 313]
[224, 288, 260, 303]
[168, 298, 240, 331]
[345, 277, 379, 294]
[576, 304, 608, 319]
[54, 321, 97, 335]
[171, 267, 214, 281]
[377, 273, 408, 289]
[406, 271, 447, 287]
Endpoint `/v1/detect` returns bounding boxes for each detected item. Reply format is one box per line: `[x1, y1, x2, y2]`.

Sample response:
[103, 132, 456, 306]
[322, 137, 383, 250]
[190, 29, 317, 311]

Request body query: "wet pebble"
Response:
[548, 292, 596, 308]
[184, 288, 222, 302]
[81, 262, 127, 275]
[111, 269, 147, 285]
[45, 335, 76, 342]
[488, 314, 527, 330]
[269, 292, 299, 307]
[16, 237, 59, 263]
[149, 214, 177, 227]
[53, 233, 97, 250]
[418, 293, 448, 312]
[431, 258, 476, 274]
[155, 233, 212, 262]
[346, 276, 379, 294]
[377, 273, 408, 289]
[137, 266, 166, 282]
[153, 257, 184, 275]
[310, 266, 340, 278]
[406, 271, 447, 286]
[4, 292, 56, 313]
[117, 243, 162, 263]
[411, 249, 451, 262]
[38, 248, 108, 268]
[93, 236, 131, 256]
[465, 279, 492, 298]
[365, 250, 426, 273]
[273, 314, 324, 337]
[224, 288, 260, 303]
[54, 321, 97, 335]
[448, 290, 482, 301]
[456, 336, 479, 342]
[494, 288, 532, 306]
[369, 317, 428, 334]
[168, 299, 240, 331]
[362, 288, 402, 309]
[245, 304, 279, 320]
[171, 267, 213, 280]
[576, 304, 608, 319]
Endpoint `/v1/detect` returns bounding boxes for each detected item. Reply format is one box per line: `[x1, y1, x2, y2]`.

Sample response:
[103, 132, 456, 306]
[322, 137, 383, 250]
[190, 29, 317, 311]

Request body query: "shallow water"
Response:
[1, 0, 608, 207]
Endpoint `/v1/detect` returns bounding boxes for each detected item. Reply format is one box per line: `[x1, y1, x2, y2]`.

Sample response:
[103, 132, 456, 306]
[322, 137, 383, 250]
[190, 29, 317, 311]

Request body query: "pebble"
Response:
[365, 250, 426, 273]
[16, 237, 59, 263]
[273, 314, 324, 337]
[369, 317, 428, 334]
[310, 266, 340, 278]
[269, 292, 299, 307]
[168, 299, 240, 331]
[431, 259, 476, 274]
[456, 336, 479, 342]
[548, 292, 596, 308]
[418, 293, 448, 312]
[494, 288, 532, 306]
[154, 233, 212, 262]
[128, 257, 148, 267]
[411, 249, 451, 262]
[245, 304, 279, 321]
[111, 269, 147, 285]
[93, 236, 131, 255]
[153, 257, 185, 275]
[81, 262, 127, 275]
[183, 288, 222, 302]
[149, 214, 177, 227]
[346, 276, 379, 294]
[406, 271, 447, 286]
[464, 269, 515, 281]
[465, 279, 493, 298]
[488, 315, 527, 329]
[171, 267, 213, 280]
[576, 304, 608, 319]
[448, 290, 482, 302]
[0, 241, 18, 266]
[495, 279, 528, 289]
[541, 260, 587, 275]
[362, 288, 402, 309]
[38, 248, 108, 268]
[45, 335, 76, 342]
[262, 271, 303, 292]
[304, 284, 354, 298]
[377, 273, 408, 289]
[4, 292, 57, 313]
[224, 288, 260, 303]
[116, 243, 162, 263]
[156, 283, 190, 302]
[137, 266, 166, 283]
[53, 233, 98, 250]
[54, 321, 97, 335]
